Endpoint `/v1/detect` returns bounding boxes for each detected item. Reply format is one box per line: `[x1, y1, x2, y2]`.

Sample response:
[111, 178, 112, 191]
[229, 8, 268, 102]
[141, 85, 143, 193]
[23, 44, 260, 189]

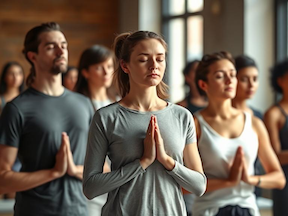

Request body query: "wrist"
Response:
[159, 155, 175, 171]
[140, 157, 153, 170]
[256, 176, 261, 187]
[50, 168, 63, 179]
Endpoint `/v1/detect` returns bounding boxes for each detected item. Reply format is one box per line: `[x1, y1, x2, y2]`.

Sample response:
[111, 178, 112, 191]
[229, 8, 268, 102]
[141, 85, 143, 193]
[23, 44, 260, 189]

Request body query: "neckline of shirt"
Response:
[117, 101, 172, 115]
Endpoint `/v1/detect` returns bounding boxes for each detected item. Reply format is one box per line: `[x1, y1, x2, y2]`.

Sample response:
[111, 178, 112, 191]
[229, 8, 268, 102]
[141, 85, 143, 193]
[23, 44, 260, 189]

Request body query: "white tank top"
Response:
[192, 111, 260, 216]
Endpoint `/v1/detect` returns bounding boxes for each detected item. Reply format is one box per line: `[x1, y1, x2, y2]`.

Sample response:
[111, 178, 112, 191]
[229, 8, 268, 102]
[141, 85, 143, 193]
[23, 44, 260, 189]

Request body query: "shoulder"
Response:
[170, 103, 192, 117]
[251, 114, 266, 134]
[264, 105, 281, 118]
[95, 102, 120, 118]
[65, 90, 90, 102]
[169, 103, 195, 127]
[5, 89, 31, 109]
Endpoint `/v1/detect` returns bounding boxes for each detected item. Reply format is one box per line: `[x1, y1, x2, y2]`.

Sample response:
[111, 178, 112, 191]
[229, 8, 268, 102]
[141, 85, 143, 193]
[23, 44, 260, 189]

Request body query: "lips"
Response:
[54, 57, 66, 63]
[148, 73, 160, 77]
[225, 87, 234, 91]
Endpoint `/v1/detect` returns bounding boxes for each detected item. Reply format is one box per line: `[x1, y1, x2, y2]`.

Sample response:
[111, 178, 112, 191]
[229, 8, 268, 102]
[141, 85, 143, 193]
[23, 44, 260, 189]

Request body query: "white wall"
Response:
[244, 0, 274, 113]
[139, 0, 161, 34]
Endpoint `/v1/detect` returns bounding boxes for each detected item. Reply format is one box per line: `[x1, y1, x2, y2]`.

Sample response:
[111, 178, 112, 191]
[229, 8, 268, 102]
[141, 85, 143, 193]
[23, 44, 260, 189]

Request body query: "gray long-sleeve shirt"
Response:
[83, 102, 206, 216]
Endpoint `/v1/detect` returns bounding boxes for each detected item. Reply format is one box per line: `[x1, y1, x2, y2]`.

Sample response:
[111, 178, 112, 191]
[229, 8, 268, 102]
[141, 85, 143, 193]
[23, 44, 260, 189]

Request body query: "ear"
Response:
[120, 60, 129, 74]
[81, 69, 89, 79]
[27, 51, 37, 64]
[198, 80, 208, 93]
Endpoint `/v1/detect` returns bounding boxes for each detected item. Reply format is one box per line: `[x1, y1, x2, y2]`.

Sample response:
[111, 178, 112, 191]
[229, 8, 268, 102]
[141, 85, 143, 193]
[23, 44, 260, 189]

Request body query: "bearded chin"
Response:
[51, 64, 68, 75]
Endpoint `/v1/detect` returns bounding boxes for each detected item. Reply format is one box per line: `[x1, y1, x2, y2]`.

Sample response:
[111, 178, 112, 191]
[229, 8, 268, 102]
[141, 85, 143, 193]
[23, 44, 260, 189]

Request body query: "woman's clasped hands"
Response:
[229, 146, 259, 187]
[140, 115, 175, 170]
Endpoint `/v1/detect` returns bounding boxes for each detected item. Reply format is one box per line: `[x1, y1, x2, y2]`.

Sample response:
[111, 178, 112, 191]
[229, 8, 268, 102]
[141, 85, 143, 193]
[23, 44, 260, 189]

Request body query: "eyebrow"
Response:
[213, 69, 235, 74]
[44, 41, 67, 46]
[137, 53, 164, 56]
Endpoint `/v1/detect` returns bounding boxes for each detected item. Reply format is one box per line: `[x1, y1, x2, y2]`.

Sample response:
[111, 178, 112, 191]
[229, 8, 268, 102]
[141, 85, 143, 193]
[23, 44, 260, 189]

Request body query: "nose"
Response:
[248, 79, 254, 88]
[225, 76, 232, 84]
[149, 59, 158, 71]
[102, 67, 108, 75]
[56, 46, 64, 56]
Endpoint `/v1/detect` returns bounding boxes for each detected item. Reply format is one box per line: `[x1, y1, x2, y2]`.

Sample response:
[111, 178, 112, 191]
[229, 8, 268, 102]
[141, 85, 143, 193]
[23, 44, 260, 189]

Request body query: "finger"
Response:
[154, 116, 161, 135]
[151, 116, 155, 137]
[146, 116, 153, 136]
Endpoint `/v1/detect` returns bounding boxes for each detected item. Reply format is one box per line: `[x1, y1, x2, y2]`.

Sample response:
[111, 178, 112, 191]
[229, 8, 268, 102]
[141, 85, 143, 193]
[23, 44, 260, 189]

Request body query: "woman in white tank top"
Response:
[191, 51, 285, 216]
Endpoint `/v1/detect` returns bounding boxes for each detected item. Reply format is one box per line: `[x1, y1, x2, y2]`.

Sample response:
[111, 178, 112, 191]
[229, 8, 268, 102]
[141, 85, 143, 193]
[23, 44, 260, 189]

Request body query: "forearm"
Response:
[0, 168, 60, 194]
[166, 161, 206, 196]
[206, 178, 236, 193]
[73, 165, 83, 180]
[83, 159, 145, 199]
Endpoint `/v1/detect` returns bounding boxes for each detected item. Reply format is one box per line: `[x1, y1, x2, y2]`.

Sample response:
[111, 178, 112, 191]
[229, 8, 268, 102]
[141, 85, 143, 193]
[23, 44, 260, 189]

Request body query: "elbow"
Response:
[277, 174, 286, 190]
[83, 183, 95, 200]
[196, 180, 207, 197]
[194, 186, 206, 197]
[193, 173, 207, 197]
[83, 176, 104, 199]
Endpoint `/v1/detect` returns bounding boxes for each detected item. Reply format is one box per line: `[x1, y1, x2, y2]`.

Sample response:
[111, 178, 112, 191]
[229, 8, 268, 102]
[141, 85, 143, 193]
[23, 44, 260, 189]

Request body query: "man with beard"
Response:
[0, 22, 93, 216]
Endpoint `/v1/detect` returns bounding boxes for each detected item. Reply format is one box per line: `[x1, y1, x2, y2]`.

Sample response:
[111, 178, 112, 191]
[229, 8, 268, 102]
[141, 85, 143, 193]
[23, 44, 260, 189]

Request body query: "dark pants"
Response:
[216, 205, 252, 216]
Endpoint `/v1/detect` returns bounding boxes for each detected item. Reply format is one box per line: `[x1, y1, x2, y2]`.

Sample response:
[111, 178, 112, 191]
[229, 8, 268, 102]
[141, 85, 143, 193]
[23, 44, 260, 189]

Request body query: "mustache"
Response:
[53, 57, 67, 63]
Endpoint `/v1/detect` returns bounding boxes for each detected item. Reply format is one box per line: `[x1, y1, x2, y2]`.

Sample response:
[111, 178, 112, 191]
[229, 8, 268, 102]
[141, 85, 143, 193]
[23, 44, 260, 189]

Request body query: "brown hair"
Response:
[113, 31, 169, 99]
[195, 51, 235, 95]
[23, 22, 62, 86]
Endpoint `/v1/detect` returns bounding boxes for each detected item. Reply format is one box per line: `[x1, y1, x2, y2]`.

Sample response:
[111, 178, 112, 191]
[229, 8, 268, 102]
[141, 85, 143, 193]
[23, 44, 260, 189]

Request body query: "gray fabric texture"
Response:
[0, 88, 94, 216]
[83, 102, 206, 216]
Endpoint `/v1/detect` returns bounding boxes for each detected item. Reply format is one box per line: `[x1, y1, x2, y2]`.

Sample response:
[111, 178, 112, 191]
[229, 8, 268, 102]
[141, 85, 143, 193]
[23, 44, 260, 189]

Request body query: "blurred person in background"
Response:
[192, 51, 285, 216]
[177, 60, 207, 216]
[232, 55, 264, 198]
[0, 61, 25, 200]
[264, 59, 288, 216]
[177, 60, 207, 114]
[62, 66, 78, 91]
[0, 61, 25, 115]
[75, 44, 118, 216]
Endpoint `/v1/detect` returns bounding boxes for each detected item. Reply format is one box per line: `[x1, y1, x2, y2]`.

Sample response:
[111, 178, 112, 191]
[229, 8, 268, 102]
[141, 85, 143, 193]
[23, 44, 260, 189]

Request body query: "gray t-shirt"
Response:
[0, 88, 94, 216]
[83, 102, 206, 216]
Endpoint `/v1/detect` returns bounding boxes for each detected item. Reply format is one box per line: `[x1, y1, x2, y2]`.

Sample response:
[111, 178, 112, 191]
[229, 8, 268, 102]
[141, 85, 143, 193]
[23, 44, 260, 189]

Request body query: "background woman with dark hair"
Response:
[0, 61, 25, 114]
[264, 59, 288, 216]
[62, 66, 78, 91]
[75, 44, 117, 216]
[232, 55, 264, 197]
[232, 55, 262, 119]
[75, 45, 117, 111]
[177, 60, 207, 114]
[192, 51, 284, 216]
[0, 61, 24, 200]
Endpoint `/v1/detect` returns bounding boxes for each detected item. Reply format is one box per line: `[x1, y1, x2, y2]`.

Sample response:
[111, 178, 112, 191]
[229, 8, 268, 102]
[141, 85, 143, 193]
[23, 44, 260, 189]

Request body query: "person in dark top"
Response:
[232, 55, 264, 197]
[0, 22, 93, 216]
[0, 61, 25, 200]
[177, 60, 207, 114]
[264, 59, 288, 216]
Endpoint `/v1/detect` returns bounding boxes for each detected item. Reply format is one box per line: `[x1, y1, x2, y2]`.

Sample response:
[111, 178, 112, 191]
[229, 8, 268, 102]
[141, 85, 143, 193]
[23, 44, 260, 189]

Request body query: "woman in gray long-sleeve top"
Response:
[83, 30, 207, 216]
